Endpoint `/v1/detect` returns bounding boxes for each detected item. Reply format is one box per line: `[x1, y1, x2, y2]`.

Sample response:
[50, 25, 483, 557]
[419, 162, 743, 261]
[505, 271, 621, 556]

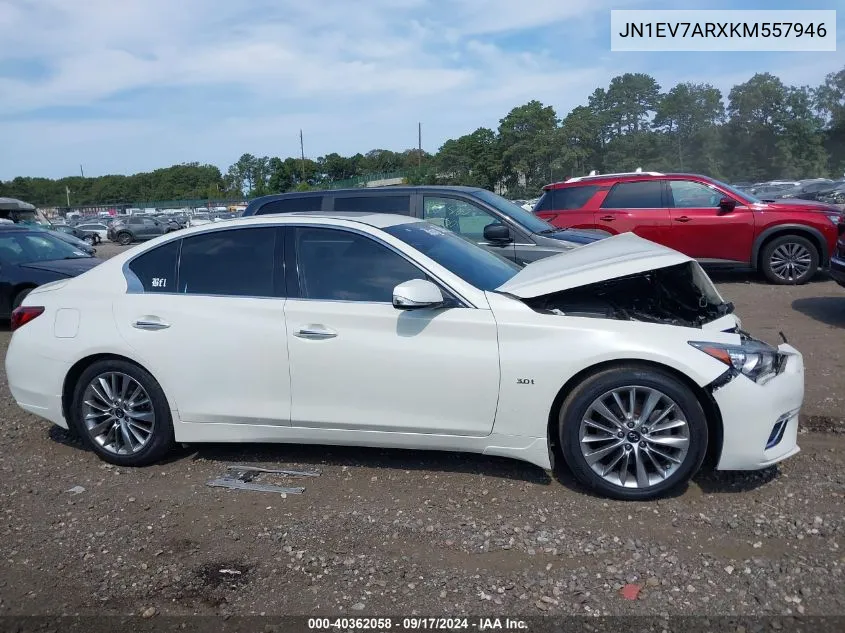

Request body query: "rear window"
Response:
[601, 181, 664, 209]
[333, 195, 410, 214]
[256, 196, 323, 214]
[536, 186, 599, 211]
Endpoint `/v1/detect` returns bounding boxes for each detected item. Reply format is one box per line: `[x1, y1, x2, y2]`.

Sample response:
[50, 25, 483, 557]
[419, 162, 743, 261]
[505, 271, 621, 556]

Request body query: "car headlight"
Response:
[689, 340, 784, 383]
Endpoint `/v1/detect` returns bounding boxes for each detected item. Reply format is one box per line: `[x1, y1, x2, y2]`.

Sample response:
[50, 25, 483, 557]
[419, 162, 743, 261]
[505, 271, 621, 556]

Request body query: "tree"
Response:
[497, 100, 558, 196]
[817, 66, 845, 174]
[654, 83, 724, 170]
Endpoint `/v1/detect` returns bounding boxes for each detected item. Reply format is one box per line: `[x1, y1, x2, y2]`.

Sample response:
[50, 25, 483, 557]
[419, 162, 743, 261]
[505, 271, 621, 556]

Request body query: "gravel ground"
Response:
[0, 242, 843, 618]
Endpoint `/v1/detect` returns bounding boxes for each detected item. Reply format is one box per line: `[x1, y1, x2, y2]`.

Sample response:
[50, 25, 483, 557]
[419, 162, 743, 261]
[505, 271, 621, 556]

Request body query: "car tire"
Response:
[83, 235, 95, 245]
[69, 359, 175, 466]
[558, 364, 708, 501]
[760, 234, 819, 285]
[11, 287, 33, 310]
[117, 232, 133, 246]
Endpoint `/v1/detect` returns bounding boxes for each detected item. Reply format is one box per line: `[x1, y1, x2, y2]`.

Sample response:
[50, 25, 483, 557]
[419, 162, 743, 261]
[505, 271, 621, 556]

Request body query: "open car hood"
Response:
[497, 232, 690, 298]
[496, 233, 736, 329]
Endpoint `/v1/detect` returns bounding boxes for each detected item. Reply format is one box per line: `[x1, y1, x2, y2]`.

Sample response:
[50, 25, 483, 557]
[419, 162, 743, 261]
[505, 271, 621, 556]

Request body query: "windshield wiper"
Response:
[538, 228, 562, 234]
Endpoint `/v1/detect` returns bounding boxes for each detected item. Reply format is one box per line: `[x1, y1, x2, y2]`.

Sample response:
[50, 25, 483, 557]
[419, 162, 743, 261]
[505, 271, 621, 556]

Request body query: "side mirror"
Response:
[392, 279, 444, 310]
[719, 197, 737, 212]
[483, 223, 511, 242]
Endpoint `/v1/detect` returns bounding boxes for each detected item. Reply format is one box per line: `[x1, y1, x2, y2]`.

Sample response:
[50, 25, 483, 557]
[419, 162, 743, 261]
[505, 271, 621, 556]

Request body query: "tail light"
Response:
[10, 306, 45, 332]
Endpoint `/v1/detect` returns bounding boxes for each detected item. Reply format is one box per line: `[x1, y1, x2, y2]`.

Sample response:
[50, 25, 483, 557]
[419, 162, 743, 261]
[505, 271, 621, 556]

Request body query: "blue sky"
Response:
[1, 0, 842, 180]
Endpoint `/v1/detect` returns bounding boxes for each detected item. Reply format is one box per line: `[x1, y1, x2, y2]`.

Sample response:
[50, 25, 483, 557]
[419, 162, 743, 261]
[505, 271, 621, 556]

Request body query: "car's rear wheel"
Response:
[760, 234, 819, 285]
[83, 234, 95, 245]
[117, 231, 133, 246]
[70, 360, 174, 466]
[559, 365, 708, 500]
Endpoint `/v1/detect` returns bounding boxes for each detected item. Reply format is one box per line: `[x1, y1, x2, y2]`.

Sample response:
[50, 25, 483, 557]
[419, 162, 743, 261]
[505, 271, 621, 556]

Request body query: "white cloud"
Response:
[1, 0, 843, 179]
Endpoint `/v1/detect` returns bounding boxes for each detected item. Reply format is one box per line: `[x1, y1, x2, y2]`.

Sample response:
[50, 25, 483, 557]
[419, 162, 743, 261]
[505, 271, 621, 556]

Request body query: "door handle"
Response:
[132, 319, 170, 331]
[294, 326, 337, 340]
[599, 215, 615, 222]
[674, 216, 691, 223]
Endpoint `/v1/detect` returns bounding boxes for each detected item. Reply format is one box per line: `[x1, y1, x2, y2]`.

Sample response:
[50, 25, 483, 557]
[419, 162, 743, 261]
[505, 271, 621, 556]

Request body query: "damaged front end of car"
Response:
[519, 261, 734, 329]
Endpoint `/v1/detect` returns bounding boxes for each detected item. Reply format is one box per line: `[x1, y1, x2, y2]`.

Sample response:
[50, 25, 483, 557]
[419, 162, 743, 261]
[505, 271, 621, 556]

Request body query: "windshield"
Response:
[384, 221, 520, 291]
[12, 210, 53, 227]
[0, 231, 91, 264]
[470, 189, 554, 234]
[710, 178, 762, 204]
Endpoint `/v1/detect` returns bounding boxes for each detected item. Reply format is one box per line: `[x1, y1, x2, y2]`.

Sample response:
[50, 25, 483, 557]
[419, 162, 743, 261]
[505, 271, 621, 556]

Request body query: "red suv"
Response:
[535, 171, 845, 285]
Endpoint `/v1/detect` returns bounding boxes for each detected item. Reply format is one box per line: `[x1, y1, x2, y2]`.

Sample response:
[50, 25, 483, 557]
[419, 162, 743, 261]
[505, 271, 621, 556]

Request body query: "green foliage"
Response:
[3, 66, 843, 205]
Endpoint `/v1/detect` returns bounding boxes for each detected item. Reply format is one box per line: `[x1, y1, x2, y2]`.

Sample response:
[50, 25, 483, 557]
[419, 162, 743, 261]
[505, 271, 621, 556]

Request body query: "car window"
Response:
[142, 218, 158, 226]
[295, 227, 425, 302]
[333, 196, 410, 213]
[536, 186, 599, 211]
[667, 181, 721, 208]
[127, 240, 180, 292]
[385, 222, 519, 291]
[601, 181, 664, 209]
[256, 196, 323, 214]
[0, 232, 89, 264]
[177, 228, 277, 297]
[423, 197, 499, 241]
[128, 218, 143, 225]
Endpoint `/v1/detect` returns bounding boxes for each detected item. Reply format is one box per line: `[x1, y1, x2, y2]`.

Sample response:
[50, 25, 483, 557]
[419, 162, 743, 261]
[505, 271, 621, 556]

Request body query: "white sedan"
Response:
[5, 213, 804, 500]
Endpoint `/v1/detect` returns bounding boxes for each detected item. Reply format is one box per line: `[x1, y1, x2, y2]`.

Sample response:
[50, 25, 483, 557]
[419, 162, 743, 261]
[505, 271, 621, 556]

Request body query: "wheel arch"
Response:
[545, 358, 724, 470]
[751, 224, 829, 269]
[61, 353, 174, 426]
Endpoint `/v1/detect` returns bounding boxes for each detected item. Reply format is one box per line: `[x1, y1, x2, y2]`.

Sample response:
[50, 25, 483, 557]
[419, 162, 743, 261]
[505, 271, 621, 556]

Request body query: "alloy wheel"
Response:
[578, 385, 690, 489]
[81, 372, 156, 455]
[769, 242, 812, 282]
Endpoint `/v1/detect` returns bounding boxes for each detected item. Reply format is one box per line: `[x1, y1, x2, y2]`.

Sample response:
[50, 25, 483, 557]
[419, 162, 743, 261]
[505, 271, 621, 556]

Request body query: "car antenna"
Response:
[779, 331, 788, 344]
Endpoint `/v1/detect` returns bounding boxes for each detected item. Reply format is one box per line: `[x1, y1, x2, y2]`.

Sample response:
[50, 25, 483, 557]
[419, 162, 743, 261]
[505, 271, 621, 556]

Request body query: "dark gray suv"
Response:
[242, 186, 606, 265]
[107, 216, 174, 245]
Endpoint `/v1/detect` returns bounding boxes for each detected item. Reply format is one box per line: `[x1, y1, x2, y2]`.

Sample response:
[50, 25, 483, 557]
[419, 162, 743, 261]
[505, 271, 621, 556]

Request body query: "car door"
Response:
[666, 179, 755, 262]
[596, 180, 671, 243]
[421, 195, 516, 262]
[112, 227, 291, 426]
[283, 225, 500, 436]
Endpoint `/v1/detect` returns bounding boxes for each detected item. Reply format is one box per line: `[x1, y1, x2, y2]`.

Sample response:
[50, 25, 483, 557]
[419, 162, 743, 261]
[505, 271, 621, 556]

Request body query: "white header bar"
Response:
[610, 10, 837, 52]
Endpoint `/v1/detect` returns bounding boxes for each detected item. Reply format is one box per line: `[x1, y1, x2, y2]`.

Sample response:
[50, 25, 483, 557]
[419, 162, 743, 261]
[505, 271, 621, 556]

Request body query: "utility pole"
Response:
[65, 186, 71, 207]
[80, 164, 84, 178]
[418, 122, 422, 168]
[300, 129, 305, 184]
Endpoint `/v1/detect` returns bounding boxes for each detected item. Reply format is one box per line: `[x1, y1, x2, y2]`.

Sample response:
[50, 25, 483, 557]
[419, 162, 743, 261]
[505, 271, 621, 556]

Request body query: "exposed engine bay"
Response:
[522, 262, 734, 328]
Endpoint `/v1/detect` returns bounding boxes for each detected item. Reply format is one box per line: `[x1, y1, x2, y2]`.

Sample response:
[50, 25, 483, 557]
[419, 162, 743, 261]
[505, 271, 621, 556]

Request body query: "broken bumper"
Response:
[713, 344, 804, 471]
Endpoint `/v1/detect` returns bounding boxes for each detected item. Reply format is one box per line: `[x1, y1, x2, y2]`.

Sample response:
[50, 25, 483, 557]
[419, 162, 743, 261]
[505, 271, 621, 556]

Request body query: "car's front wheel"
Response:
[559, 365, 708, 500]
[70, 359, 174, 466]
[117, 231, 133, 246]
[760, 234, 819, 285]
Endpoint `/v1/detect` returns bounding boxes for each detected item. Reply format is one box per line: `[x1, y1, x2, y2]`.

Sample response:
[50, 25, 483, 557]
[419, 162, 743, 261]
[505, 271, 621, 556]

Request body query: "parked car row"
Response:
[733, 178, 845, 205]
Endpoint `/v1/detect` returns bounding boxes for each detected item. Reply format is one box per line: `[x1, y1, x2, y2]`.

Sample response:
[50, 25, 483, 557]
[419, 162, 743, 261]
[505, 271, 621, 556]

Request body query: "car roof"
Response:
[545, 172, 719, 189]
[248, 185, 485, 205]
[0, 224, 37, 232]
[197, 211, 421, 231]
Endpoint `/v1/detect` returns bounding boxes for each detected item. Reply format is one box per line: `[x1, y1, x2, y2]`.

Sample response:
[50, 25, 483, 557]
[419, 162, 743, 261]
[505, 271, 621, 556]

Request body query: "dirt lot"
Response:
[0, 242, 844, 619]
